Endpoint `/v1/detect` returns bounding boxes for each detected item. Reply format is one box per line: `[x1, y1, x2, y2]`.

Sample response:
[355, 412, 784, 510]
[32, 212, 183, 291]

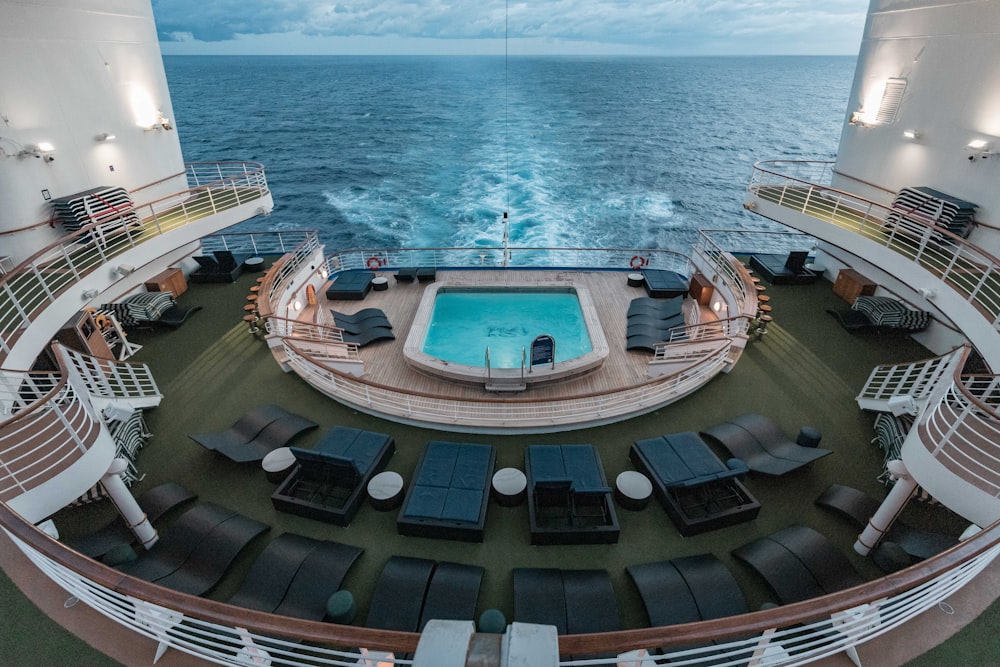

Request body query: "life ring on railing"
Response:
[306, 284, 317, 306]
[629, 255, 648, 270]
[366, 256, 383, 270]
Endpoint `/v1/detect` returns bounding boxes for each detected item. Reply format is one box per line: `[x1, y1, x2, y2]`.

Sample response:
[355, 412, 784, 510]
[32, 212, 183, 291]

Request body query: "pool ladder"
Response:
[484, 346, 528, 393]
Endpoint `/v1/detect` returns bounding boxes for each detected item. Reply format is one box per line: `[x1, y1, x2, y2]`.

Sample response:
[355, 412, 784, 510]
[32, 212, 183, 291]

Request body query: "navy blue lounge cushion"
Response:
[641, 269, 688, 298]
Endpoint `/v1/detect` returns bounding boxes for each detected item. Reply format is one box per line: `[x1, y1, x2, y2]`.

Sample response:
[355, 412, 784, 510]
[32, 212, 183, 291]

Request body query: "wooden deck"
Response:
[315, 270, 697, 401]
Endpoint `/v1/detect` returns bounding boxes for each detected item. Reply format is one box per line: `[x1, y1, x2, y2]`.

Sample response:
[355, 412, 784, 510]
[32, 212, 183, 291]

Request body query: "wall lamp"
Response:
[902, 129, 921, 140]
[95, 132, 116, 142]
[116, 264, 136, 276]
[81, 289, 99, 300]
[967, 139, 995, 161]
[18, 142, 55, 161]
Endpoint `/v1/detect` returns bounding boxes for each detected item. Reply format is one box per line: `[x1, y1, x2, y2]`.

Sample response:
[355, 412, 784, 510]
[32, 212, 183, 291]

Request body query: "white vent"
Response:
[876, 78, 907, 124]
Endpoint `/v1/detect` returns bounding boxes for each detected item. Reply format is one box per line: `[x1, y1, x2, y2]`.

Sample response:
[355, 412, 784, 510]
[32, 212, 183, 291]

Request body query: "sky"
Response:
[152, 0, 870, 56]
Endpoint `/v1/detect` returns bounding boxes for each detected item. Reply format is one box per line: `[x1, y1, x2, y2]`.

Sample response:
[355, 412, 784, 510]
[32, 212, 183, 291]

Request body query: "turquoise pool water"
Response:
[422, 288, 592, 368]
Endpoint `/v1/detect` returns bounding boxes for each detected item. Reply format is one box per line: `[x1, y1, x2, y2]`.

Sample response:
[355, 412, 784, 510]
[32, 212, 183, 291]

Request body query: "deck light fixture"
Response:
[116, 264, 136, 276]
[96, 132, 116, 142]
[902, 129, 920, 140]
[967, 139, 994, 160]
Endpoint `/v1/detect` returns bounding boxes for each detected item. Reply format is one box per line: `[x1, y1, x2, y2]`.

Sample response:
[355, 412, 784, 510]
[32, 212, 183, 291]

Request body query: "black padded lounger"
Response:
[189, 404, 292, 452]
[627, 295, 684, 319]
[157, 304, 202, 328]
[418, 561, 484, 630]
[397, 441, 496, 542]
[366, 556, 437, 631]
[562, 569, 620, 634]
[627, 554, 747, 628]
[749, 251, 818, 285]
[325, 271, 375, 300]
[66, 482, 197, 558]
[213, 412, 318, 463]
[512, 568, 568, 634]
[416, 267, 437, 282]
[341, 326, 395, 347]
[626, 313, 686, 332]
[330, 309, 392, 333]
[816, 484, 958, 561]
[641, 269, 688, 298]
[701, 413, 831, 475]
[733, 525, 864, 605]
[395, 267, 418, 282]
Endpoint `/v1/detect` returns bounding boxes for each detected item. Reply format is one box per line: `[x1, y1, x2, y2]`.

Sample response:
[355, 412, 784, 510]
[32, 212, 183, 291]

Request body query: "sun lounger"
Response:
[630, 432, 759, 535]
[513, 568, 619, 635]
[395, 267, 418, 282]
[189, 250, 250, 283]
[189, 404, 292, 451]
[733, 525, 864, 605]
[117, 502, 269, 596]
[330, 308, 393, 333]
[625, 318, 685, 340]
[341, 326, 395, 347]
[418, 561, 484, 630]
[190, 405, 317, 463]
[701, 413, 831, 475]
[816, 484, 958, 561]
[627, 295, 684, 319]
[641, 269, 688, 298]
[366, 556, 437, 631]
[525, 444, 619, 545]
[625, 334, 666, 353]
[271, 426, 396, 526]
[325, 271, 375, 300]
[627, 554, 747, 628]
[66, 482, 197, 558]
[397, 441, 496, 542]
[417, 267, 437, 282]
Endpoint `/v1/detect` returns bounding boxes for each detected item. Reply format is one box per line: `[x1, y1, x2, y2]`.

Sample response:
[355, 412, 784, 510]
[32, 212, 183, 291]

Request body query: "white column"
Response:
[102, 458, 158, 550]
[854, 460, 917, 556]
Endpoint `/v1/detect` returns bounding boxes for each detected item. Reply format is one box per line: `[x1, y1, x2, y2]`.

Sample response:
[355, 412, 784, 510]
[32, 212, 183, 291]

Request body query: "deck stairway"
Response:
[855, 348, 962, 413]
[54, 344, 162, 411]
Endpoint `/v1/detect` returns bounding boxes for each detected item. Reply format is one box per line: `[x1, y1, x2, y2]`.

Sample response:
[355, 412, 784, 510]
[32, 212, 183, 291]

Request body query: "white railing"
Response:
[56, 345, 161, 406]
[326, 246, 692, 275]
[0, 374, 100, 503]
[857, 348, 964, 405]
[5, 521, 998, 667]
[748, 160, 1000, 329]
[0, 162, 270, 362]
[280, 335, 732, 431]
[920, 374, 1000, 499]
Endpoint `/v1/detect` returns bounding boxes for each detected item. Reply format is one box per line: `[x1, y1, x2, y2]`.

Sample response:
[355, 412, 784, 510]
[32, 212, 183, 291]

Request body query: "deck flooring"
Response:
[317, 270, 687, 401]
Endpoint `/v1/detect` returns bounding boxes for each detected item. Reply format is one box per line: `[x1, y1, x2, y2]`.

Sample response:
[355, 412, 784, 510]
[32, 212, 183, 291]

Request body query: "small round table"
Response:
[372, 276, 389, 292]
[367, 471, 405, 511]
[627, 273, 645, 287]
[491, 468, 527, 507]
[261, 447, 296, 484]
[796, 427, 823, 448]
[615, 471, 653, 511]
[244, 257, 265, 272]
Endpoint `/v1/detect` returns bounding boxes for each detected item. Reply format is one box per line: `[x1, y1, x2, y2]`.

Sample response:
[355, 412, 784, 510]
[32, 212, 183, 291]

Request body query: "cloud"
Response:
[151, 0, 868, 54]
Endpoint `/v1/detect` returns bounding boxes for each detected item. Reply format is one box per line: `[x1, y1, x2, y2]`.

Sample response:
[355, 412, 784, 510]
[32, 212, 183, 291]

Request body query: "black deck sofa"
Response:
[325, 271, 375, 300]
[271, 426, 395, 526]
[396, 441, 496, 542]
[749, 251, 819, 285]
[189, 250, 250, 284]
[525, 444, 619, 545]
[630, 432, 760, 536]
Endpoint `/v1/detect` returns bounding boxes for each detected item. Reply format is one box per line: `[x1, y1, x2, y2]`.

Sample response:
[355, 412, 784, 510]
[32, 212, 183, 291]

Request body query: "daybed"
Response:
[189, 404, 318, 463]
[189, 250, 250, 283]
[227, 533, 363, 620]
[629, 432, 760, 535]
[512, 568, 620, 635]
[271, 426, 396, 526]
[365, 556, 483, 632]
[749, 250, 819, 285]
[325, 271, 375, 300]
[396, 441, 497, 542]
[701, 413, 832, 475]
[641, 269, 689, 298]
[525, 444, 619, 545]
[116, 502, 269, 596]
[732, 525, 865, 605]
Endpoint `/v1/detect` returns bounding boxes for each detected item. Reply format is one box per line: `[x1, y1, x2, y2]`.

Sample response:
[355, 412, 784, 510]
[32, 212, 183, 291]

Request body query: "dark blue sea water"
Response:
[164, 55, 854, 251]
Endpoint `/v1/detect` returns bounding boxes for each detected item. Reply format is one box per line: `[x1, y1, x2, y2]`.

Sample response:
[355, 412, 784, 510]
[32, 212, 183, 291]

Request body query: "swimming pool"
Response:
[404, 283, 608, 387]
[422, 289, 592, 368]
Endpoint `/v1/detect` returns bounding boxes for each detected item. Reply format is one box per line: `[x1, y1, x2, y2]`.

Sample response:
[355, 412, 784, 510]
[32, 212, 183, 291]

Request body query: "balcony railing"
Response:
[0, 162, 270, 363]
[748, 160, 1000, 329]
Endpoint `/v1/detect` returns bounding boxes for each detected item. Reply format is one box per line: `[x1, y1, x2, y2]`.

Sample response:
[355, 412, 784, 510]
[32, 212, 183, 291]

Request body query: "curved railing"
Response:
[748, 160, 1000, 329]
[0, 162, 270, 362]
[2, 495, 998, 666]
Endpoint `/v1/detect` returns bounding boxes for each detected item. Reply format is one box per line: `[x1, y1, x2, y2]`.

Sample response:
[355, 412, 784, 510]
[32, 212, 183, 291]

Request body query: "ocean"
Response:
[164, 55, 854, 251]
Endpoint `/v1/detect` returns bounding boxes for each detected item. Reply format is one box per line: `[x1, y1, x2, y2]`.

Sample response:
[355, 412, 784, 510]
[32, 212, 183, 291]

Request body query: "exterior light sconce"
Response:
[19, 142, 55, 161]
[145, 113, 173, 132]
[116, 264, 136, 276]
[902, 129, 920, 140]
[95, 133, 116, 142]
[967, 139, 994, 161]
[849, 111, 871, 127]
[81, 289, 99, 300]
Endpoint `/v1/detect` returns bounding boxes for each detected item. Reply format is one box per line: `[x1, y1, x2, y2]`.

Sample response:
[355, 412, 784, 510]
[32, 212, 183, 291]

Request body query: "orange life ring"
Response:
[629, 255, 647, 270]
[366, 256, 383, 270]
